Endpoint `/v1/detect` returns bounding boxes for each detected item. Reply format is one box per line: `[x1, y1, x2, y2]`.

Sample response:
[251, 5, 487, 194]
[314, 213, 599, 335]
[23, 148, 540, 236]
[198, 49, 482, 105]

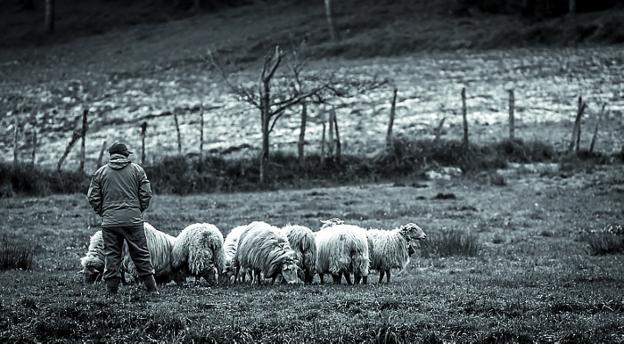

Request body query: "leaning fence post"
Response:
[173, 113, 182, 154]
[79, 109, 88, 174]
[13, 116, 20, 169]
[199, 105, 204, 160]
[589, 103, 606, 153]
[333, 111, 341, 164]
[320, 114, 326, 167]
[327, 107, 335, 157]
[57, 117, 82, 172]
[568, 96, 586, 153]
[96, 140, 107, 169]
[31, 119, 37, 166]
[386, 88, 397, 149]
[140, 122, 147, 165]
[461, 87, 469, 147]
[508, 89, 515, 141]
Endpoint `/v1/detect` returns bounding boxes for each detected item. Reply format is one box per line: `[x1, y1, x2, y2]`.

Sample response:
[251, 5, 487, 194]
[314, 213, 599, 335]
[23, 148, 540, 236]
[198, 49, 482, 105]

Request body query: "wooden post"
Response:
[461, 87, 469, 146]
[140, 122, 147, 165]
[327, 108, 335, 157]
[324, 0, 337, 41]
[31, 120, 37, 166]
[13, 117, 19, 169]
[44, 0, 55, 33]
[79, 109, 88, 174]
[568, 96, 586, 153]
[57, 128, 81, 171]
[333, 111, 341, 164]
[386, 88, 397, 149]
[298, 102, 307, 165]
[320, 117, 326, 167]
[199, 105, 205, 160]
[96, 140, 107, 168]
[434, 117, 446, 143]
[508, 89, 515, 141]
[173, 113, 182, 154]
[589, 103, 606, 153]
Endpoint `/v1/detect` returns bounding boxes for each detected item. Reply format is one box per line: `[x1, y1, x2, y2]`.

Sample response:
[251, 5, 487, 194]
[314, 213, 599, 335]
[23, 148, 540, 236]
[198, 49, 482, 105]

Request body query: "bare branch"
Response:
[208, 49, 261, 108]
[268, 109, 287, 134]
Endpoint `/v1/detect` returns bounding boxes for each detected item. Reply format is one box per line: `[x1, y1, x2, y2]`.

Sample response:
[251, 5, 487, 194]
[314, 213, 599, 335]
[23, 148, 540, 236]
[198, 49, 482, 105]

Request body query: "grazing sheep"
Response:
[320, 218, 344, 229]
[171, 223, 225, 285]
[233, 221, 301, 285]
[279, 225, 317, 284]
[221, 225, 249, 284]
[80, 230, 105, 283]
[315, 224, 370, 285]
[121, 222, 184, 285]
[366, 223, 427, 283]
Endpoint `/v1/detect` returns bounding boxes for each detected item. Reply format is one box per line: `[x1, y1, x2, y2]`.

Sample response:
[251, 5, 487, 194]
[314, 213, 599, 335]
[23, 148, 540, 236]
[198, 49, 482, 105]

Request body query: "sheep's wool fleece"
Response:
[279, 225, 317, 272]
[80, 230, 105, 274]
[123, 222, 177, 282]
[171, 223, 225, 276]
[223, 225, 247, 268]
[315, 224, 369, 276]
[235, 221, 298, 278]
[366, 229, 410, 271]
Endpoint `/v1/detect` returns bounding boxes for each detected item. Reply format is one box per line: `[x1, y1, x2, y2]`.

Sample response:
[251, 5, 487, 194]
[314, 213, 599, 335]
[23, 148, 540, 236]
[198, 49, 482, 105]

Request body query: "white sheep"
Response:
[80, 230, 105, 283]
[122, 222, 184, 285]
[315, 224, 370, 285]
[171, 223, 225, 285]
[279, 225, 317, 284]
[366, 223, 427, 283]
[221, 225, 248, 284]
[233, 221, 301, 284]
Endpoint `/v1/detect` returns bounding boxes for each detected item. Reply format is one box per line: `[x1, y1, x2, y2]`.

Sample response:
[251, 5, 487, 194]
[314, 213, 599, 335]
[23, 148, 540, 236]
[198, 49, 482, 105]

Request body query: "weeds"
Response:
[583, 233, 624, 255]
[0, 237, 34, 271]
[421, 229, 481, 257]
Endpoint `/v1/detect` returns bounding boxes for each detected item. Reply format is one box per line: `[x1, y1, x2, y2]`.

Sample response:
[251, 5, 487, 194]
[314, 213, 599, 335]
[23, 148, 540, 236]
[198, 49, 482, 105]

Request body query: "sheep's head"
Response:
[202, 264, 219, 286]
[281, 262, 302, 284]
[320, 218, 344, 229]
[399, 223, 426, 255]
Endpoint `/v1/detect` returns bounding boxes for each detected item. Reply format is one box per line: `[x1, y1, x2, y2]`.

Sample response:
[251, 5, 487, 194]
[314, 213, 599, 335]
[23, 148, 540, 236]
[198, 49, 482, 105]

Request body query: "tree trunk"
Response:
[461, 87, 469, 147]
[508, 89, 515, 141]
[13, 117, 19, 169]
[44, 0, 55, 33]
[589, 103, 606, 153]
[298, 102, 307, 165]
[140, 122, 147, 165]
[173, 113, 182, 154]
[79, 109, 88, 174]
[333, 111, 341, 164]
[259, 77, 272, 184]
[320, 119, 326, 167]
[327, 108, 335, 157]
[386, 88, 397, 149]
[324, 0, 337, 41]
[96, 140, 107, 169]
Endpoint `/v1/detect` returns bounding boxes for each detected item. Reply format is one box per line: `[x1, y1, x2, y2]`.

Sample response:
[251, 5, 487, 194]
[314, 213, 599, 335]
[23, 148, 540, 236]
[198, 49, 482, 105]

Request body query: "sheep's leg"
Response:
[254, 269, 262, 285]
[332, 273, 342, 284]
[362, 275, 368, 285]
[271, 275, 278, 285]
[344, 273, 353, 285]
[386, 270, 391, 283]
[319, 273, 325, 285]
[354, 272, 361, 285]
[379, 270, 385, 284]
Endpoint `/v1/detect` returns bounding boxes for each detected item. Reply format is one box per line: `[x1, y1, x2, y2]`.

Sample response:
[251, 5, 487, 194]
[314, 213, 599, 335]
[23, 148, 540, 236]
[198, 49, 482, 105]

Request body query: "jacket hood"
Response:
[108, 154, 131, 170]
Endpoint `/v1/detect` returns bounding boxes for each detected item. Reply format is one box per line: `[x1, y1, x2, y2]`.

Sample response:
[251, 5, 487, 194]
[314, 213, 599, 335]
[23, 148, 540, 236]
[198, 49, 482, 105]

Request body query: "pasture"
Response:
[1, 164, 623, 342]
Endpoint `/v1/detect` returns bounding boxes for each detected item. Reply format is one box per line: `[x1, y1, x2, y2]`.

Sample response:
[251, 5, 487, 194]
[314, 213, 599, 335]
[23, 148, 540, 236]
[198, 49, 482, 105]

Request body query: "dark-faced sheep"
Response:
[279, 225, 317, 284]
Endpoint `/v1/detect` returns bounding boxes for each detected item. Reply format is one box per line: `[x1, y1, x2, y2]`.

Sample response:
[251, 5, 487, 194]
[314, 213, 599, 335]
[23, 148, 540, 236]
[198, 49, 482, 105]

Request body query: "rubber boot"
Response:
[105, 278, 121, 295]
[142, 275, 159, 294]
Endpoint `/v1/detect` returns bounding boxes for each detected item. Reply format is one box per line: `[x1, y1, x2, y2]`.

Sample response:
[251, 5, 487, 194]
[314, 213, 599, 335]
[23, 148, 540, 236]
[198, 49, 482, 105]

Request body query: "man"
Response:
[87, 142, 158, 295]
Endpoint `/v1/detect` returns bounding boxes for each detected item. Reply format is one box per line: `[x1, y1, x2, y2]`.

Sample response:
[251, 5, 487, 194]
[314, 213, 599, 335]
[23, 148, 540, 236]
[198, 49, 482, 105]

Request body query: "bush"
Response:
[421, 229, 481, 257]
[0, 237, 34, 271]
[0, 163, 89, 197]
[583, 233, 624, 255]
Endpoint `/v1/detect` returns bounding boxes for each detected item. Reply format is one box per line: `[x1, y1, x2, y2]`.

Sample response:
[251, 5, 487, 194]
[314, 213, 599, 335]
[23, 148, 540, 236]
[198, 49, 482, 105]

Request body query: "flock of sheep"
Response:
[80, 219, 427, 286]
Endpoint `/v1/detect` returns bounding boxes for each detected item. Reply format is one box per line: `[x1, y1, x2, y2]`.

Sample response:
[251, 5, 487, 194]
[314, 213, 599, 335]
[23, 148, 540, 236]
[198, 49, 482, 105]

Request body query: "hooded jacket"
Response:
[87, 154, 152, 227]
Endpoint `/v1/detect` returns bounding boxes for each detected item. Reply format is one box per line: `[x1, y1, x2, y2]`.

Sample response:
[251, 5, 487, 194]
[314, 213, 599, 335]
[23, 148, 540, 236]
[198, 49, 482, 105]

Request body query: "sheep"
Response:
[320, 217, 344, 229]
[315, 224, 370, 285]
[171, 223, 225, 285]
[221, 225, 247, 284]
[122, 222, 184, 285]
[80, 230, 105, 283]
[279, 225, 317, 284]
[233, 221, 301, 285]
[366, 223, 427, 283]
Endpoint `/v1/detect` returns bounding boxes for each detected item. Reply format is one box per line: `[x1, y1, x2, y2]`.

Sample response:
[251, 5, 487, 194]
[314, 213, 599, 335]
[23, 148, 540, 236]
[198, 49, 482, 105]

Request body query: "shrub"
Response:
[0, 237, 34, 271]
[421, 229, 481, 257]
[583, 233, 624, 255]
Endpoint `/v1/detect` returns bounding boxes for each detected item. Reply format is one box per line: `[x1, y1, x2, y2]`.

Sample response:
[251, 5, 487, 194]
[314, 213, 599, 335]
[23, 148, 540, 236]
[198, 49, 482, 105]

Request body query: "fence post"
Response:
[327, 107, 335, 157]
[320, 115, 326, 167]
[461, 87, 469, 147]
[508, 89, 515, 141]
[96, 140, 107, 169]
[589, 103, 606, 153]
[140, 122, 147, 165]
[199, 105, 204, 160]
[31, 119, 37, 166]
[57, 118, 82, 172]
[568, 96, 586, 153]
[173, 113, 182, 154]
[13, 116, 19, 169]
[79, 109, 88, 174]
[333, 111, 341, 164]
[386, 88, 397, 149]
[434, 117, 446, 143]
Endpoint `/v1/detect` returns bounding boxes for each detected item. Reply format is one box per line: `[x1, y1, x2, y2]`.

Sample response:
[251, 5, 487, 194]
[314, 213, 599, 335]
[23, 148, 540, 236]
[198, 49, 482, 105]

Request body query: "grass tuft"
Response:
[0, 237, 34, 271]
[422, 229, 481, 257]
[583, 232, 624, 255]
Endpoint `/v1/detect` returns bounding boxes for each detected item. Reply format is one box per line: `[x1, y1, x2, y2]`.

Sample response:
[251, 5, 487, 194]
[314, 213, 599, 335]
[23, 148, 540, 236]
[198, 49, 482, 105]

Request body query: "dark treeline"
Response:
[455, 0, 623, 16]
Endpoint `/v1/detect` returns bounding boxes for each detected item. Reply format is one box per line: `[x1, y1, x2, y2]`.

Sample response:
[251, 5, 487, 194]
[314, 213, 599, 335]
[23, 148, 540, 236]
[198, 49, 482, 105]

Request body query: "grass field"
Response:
[1, 164, 623, 342]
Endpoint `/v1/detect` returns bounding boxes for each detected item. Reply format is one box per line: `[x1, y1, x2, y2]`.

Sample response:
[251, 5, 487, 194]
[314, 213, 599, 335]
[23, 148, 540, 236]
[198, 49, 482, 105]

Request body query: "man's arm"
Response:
[87, 171, 103, 216]
[137, 167, 152, 212]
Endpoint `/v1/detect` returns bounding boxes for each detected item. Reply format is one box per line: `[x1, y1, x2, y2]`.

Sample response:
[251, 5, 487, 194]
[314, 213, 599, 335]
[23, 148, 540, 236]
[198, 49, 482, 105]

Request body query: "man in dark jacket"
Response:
[87, 142, 158, 295]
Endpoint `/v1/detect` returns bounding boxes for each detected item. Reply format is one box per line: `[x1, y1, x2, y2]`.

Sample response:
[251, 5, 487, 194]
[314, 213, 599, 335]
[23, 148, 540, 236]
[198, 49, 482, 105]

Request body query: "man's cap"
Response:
[108, 142, 132, 156]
